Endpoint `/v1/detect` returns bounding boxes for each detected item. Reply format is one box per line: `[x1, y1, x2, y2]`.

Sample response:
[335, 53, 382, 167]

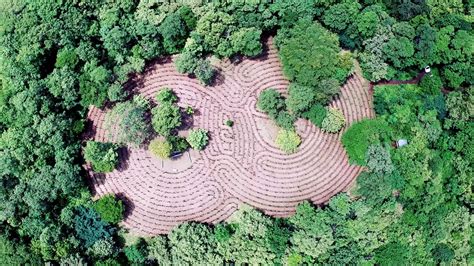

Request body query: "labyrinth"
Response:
[85, 38, 374, 236]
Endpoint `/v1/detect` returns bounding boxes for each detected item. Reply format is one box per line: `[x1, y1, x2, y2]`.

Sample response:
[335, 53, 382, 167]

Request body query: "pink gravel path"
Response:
[85, 38, 374, 236]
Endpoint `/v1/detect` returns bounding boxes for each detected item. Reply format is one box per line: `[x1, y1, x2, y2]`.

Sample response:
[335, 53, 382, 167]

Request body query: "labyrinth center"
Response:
[86, 38, 374, 236]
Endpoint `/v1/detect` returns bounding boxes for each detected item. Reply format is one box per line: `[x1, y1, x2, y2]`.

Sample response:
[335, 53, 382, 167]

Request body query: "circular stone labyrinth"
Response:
[85, 38, 374, 236]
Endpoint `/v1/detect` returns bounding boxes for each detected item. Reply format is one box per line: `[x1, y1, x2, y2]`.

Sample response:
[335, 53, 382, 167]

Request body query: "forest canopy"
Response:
[0, 0, 472, 264]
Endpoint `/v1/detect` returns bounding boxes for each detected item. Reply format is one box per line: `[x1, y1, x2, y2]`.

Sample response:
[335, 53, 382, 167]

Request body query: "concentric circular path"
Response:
[85, 38, 374, 236]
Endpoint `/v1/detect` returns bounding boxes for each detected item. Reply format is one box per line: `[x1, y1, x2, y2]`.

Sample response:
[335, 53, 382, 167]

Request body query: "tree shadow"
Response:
[82, 118, 96, 141]
[116, 193, 135, 220]
[116, 147, 131, 172]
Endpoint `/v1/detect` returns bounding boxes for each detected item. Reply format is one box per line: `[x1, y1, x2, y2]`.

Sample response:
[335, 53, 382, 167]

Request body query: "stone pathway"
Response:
[85, 38, 374, 236]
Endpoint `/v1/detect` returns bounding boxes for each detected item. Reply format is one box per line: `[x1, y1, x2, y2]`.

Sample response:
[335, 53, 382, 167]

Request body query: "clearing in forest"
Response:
[85, 38, 374, 236]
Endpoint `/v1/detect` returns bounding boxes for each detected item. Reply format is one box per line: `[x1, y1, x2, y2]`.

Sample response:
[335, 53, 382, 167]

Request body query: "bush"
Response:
[83, 141, 118, 173]
[342, 118, 392, 165]
[148, 138, 172, 159]
[275, 111, 296, 130]
[148, 236, 172, 264]
[168, 135, 190, 153]
[225, 120, 234, 127]
[321, 108, 345, 133]
[151, 102, 182, 137]
[276, 129, 301, 154]
[156, 88, 177, 104]
[187, 129, 209, 150]
[365, 144, 394, 176]
[93, 194, 125, 224]
[302, 104, 327, 128]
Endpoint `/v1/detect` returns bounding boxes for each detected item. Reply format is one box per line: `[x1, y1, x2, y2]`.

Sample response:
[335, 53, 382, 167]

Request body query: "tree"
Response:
[365, 144, 394, 176]
[73, 207, 114, 248]
[104, 96, 152, 146]
[257, 89, 285, 119]
[277, 19, 351, 89]
[187, 129, 209, 150]
[159, 12, 188, 54]
[93, 194, 124, 224]
[148, 235, 172, 265]
[124, 238, 148, 264]
[88, 237, 115, 258]
[342, 118, 392, 165]
[286, 83, 315, 115]
[194, 59, 215, 85]
[156, 88, 177, 104]
[323, 1, 361, 31]
[148, 138, 172, 159]
[303, 104, 327, 128]
[321, 108, 345, 133]
[151, 102, 182, 137]
[275, 129, 301, 154]
[230, 27, 262, 57]
[168, 222, 221, 264]
[83, 141, 119, 173]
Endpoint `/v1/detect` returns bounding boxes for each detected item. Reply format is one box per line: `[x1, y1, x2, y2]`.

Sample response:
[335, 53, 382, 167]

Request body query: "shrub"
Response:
[342, 118, 392, 165]
[321, 108, 345, 133]
[365, 144, 394, 176]
[187, 129, 209, 150]
[185, 106, 194, 115]
[168, 136, 190, 153]
[148, 138, 172, 159]
[93, 194, 125, 224]
[151, 102, 182, 137]
[225, 120, 234, 127]
[419, 72, 443, 95]
[302, 104, 327, 128]
[107, 83, 128, 102]
[83, 141, 118, 173]
[276, 129, 301, 154]
[156, 88, 177, 104]
[275, 111, 296, 129]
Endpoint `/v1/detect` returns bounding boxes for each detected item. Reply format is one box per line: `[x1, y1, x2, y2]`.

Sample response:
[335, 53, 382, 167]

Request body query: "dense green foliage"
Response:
[0, 0, 471, 264]
[148, 138, 172, 159]
[302, 104, 327, 128]
[104, 96, 152, 146]
[83, 141, 119, 173]
[321, 108, 346, 133]
[275, 129, 301, 154]
[342, 118, 392, 165]
[151, 102, 182, 137]
[93, 195, 124, 225]
[187, 129, 209, 150]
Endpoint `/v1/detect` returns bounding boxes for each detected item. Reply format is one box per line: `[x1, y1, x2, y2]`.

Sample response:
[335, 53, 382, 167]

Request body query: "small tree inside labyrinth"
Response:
[276, 129, 301, 154]
[321, 108, 345, 133]
[187, 129, 209, 150]
[148, 138, 173, 159]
